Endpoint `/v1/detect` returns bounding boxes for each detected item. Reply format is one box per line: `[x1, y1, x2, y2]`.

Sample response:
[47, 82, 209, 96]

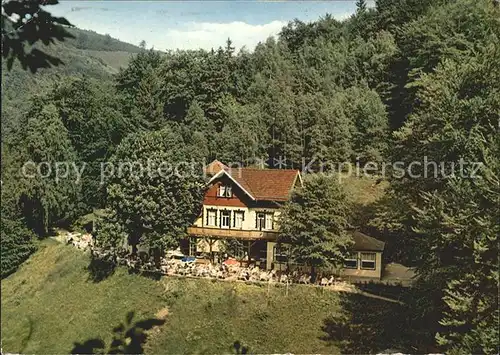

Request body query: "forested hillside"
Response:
[1, 28, 142, 138]
[2, 0, 498, 353]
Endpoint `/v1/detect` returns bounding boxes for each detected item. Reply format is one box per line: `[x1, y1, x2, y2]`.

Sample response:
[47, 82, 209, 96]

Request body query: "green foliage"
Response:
[94, 210, 128, 251]
[215, 98, 266, 164]
[390, 40, 499, 353]
[385, 0, 499, 128]
[2, 0, 74, 72]
[66, 28, 143, 53]
[1, 39, 130, 141]
[279, 174, 353, 270]
[294, 91, 353, 164]
[184, 100, 216, 159]
[399, 0, 499, 76]
[343, 85, 389, 162]
[17, 103, 80, 235]
[374, 0, 439, 33]
[47, 77, 132, 210]
[133, 64, 164, 130]
[356, 0, 367, 13]
[105, 127, 205, 251]
[115, 49, 164, 117]
[0, 216, 37, 278]
[416, 180, 499, 354]
[1, 145, 37, 278]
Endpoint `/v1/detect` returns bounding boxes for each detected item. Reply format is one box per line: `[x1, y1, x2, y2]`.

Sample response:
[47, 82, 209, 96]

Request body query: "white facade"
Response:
[193, 205, 281, 232]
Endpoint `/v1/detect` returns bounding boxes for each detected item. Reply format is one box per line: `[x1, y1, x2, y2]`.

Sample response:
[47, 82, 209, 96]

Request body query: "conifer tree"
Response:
[356, 0, 367, 13]
[392, 42, 499, 353]
[19, 103, 80, 235]
[134, 65, 164, 130]
[278, 174, 353, 277]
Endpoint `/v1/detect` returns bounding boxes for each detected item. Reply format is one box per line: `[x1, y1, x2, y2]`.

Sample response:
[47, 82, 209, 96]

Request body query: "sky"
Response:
[49, 1, 365, 51]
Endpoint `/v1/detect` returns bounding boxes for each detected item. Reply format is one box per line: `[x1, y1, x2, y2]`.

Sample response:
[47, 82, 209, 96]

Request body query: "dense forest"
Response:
[1, 0, 498, 353]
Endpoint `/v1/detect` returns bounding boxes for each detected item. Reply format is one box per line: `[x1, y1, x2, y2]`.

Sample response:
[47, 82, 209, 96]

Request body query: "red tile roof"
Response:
[204, 160, 228, 176]
[225, 168, 301, 201]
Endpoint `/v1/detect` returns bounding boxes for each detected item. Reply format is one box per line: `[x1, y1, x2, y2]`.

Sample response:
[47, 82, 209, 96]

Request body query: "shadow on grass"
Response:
[321, 290, 435, 354]
[19, 317, 34, 353]
[71, 311, 165, 354]
[232, 340, 249, 354]
[86, 255, 116, 283]
[139, 270, 162, 281]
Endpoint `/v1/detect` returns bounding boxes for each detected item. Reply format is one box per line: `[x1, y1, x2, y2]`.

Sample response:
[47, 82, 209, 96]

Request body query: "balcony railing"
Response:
[187, 226, 278, 241]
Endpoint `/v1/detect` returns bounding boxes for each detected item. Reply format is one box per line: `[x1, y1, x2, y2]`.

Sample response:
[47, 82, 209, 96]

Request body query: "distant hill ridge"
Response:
[1, 27, 143, 139]
[65, 27, 143, 53]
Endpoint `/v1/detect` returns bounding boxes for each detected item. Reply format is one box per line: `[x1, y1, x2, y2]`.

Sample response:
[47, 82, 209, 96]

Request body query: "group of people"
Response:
[88, 245, 344, 287]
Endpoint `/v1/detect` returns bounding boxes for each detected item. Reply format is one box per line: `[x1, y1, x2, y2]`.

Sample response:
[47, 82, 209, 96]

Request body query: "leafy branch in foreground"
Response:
[2, 0, 74, 72]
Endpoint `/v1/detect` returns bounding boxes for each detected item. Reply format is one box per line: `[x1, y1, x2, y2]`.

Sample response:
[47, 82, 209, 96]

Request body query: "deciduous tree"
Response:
[105, 127, 205, 255]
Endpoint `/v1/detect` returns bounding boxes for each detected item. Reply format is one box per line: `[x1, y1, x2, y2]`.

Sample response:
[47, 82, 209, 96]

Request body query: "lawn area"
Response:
[1, 240, 427, 354]
[1, 240, 341, 354]
[1, 240, 164, 354]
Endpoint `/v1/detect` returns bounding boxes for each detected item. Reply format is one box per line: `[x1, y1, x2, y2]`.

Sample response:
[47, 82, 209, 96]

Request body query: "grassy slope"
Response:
[85, 50, 136, 71]
[147, 279, 340, 354]
[1, 240, 164, 354]
[2, 242, 428, 354]
[1, 241, 342, 354]
[65, 28, 143, 54]
[340, 174, 388, 206]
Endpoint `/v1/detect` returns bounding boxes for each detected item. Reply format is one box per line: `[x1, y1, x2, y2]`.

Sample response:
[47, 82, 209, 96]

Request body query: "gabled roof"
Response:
[350, 230, 385, 252]
[208, 167, 302, 202]
[204, 160, 228, 176]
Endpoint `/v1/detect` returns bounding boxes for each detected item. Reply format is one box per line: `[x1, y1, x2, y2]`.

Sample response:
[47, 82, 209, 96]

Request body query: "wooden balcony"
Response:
[187, 226, 278, 241]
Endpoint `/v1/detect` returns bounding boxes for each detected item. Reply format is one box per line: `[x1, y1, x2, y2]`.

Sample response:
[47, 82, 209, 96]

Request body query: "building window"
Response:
[265, 213, 274, 230]
[234, 211, 244, 229]
[344, 252, 358, 269]
[360, 252, 376, 270]
[256, 212, 274, 230]
[217, 185, 232, 197]
[206, 210, 217, 226]
[220, 210, 231, 228]
[256, 213, 265, 230]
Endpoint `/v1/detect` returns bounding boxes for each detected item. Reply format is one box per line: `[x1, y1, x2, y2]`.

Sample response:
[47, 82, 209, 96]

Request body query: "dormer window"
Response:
[217, 185, 232, 198]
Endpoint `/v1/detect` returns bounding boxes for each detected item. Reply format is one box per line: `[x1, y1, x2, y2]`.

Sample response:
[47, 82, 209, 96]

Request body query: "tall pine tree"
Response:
[278, 174, 353, 277]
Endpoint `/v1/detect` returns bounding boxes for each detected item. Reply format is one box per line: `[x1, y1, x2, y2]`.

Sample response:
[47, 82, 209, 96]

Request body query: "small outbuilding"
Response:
[341, 230, 385, 279]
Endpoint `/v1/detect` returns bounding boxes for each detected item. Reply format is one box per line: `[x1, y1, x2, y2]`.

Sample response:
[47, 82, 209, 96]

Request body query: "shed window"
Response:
[344, 252, 358, 269]
[360, 252, 376, 270]
[189, 238, 198, 256]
